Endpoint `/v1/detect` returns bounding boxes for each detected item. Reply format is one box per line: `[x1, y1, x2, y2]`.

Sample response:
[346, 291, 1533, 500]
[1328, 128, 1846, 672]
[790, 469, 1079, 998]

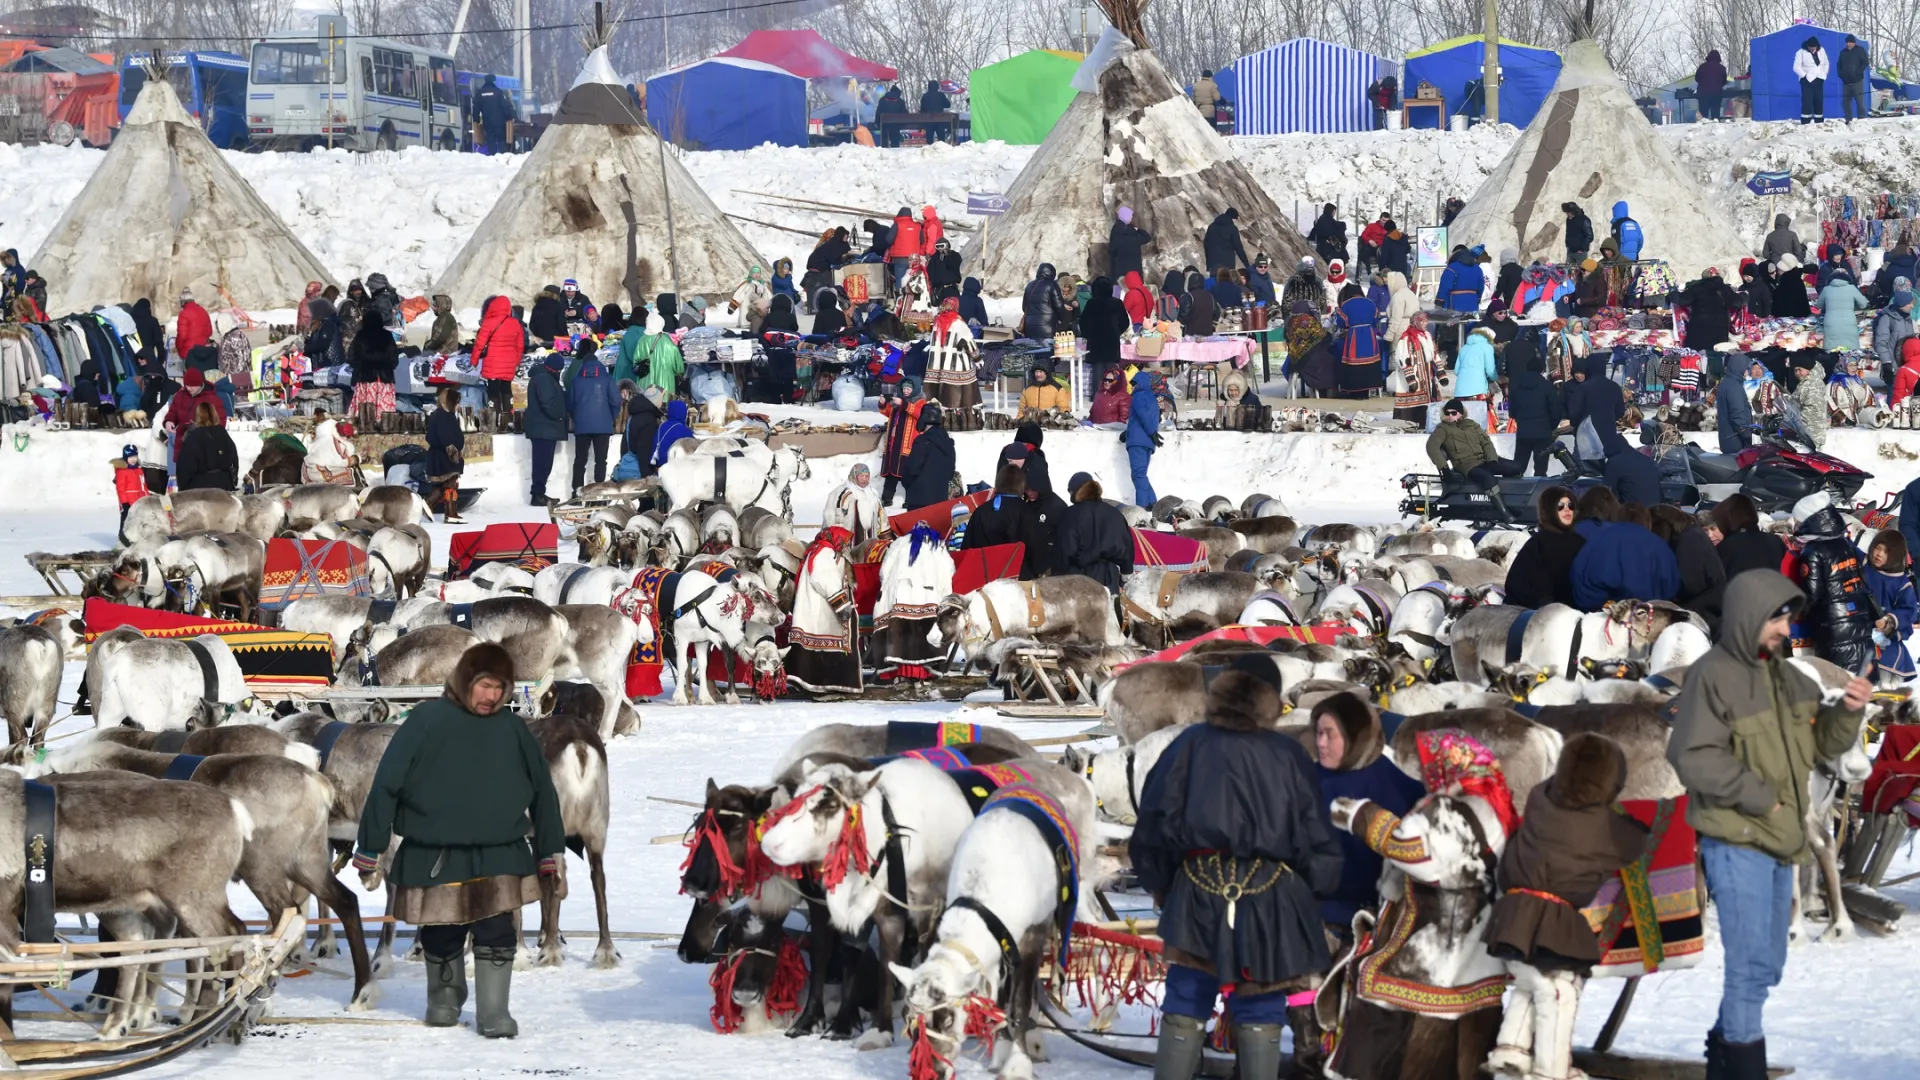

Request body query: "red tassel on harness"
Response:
[758, 784, 866, 893]
[681, 811, 748, 899]
[961, 994, 1007, 1059]
[907, 1017, 953, 1080]
[708, 953, 746, 1034]
[764, 935, 809, 1018]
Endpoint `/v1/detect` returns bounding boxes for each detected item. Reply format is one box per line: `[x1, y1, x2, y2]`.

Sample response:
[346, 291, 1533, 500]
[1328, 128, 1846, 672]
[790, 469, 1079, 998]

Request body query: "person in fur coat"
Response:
[1134, 659, 1342, 1080]
[871, 523, 954, 682]
[1482, 733, 1651, 1080]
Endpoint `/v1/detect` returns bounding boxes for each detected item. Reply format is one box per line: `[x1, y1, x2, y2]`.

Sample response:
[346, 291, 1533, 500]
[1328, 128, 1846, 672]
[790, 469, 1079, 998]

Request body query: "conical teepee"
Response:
[435, 45, 761, 307]
[1448, 40, 1747, 280]
[965, 6, 1310, 295]
[32, 75, 333, 314]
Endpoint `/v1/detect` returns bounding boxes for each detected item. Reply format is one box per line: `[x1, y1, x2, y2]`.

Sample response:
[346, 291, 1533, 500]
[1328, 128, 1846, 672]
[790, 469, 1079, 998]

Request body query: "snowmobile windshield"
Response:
[1773, 397, 1817, 450]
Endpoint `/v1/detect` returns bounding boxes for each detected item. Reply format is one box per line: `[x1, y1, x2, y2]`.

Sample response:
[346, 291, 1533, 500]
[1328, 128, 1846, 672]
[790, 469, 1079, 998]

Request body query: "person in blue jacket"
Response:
[649, 398, 693, 468]
[1453, 326, 1499, 399]
[565, 343, 621, 491]
[115, 371, 145, 414]
[1434, 247, 1485, 312]
[1900, 475, 1920, 564]
[1123, 370, 1161, 507]
[1864, 530, 1917, 679]
[1570, 502, 1680, 610]
[1611, 201, 1644, 261]
[1564, 352, 1628, 462]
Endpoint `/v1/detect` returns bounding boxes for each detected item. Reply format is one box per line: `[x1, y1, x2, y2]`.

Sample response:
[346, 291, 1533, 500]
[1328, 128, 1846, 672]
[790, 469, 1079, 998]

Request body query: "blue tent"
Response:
[1749, 24, 1869, 121]
[645, 57, 807, 151]
[1403, 35, 1561, 128]
[1225, 38, 1390, 134]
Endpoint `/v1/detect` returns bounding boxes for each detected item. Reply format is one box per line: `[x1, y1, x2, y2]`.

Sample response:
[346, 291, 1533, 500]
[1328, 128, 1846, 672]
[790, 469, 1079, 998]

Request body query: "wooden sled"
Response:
[0, 911, 304, 1074]
[986, 647, 1103, 717]
[24, 552, 118, 598]
[547, 481, 659, 526]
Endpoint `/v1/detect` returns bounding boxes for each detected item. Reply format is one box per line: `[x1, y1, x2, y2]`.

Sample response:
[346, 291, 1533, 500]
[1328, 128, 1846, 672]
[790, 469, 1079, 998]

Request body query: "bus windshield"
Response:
[119, 66, 196, 108]
[251, 41, 345, 84]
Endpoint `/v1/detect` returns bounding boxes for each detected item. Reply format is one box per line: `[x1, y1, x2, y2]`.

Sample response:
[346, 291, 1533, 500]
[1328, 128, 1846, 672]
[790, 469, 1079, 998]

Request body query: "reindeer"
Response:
[120, 488, 245, 546]
[366, 525, 431, 599]
[891, 759, 1109, 1080]
[0, 774, 255, 1037]
[357, 484, 433, 527]
[93, 634, 258, 731]
[0, 623, 62, 745]
[526, 683, 618, 968]
[282, 483, 360, 530]
[1065, 724, 1184, 826]
[659, 445, 811, 519]
[929, 576, 1126, 668]
[21, 740, 374, 1010]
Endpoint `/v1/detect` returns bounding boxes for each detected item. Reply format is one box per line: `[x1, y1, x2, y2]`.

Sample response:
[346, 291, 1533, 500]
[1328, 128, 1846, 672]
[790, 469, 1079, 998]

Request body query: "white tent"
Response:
[1448, 40, 1746, 280]
[31, 77, 333, 314]
[964, 23, 1310, 295]
[435, 46, 762, 307]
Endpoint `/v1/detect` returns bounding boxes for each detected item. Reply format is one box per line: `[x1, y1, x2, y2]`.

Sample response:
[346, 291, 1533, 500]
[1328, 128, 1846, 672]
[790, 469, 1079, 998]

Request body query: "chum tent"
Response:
[435, 44, 761, 307]
[717, 29, 897, 81]
[31, 74, 332, 313]
[1749, 24, 1868, 121]
[1225, 37, 1389, 135]
[646, 57, 806, 150]
[1403, 35, 1561, 128]
[1446, 40, 1745, 281]
[969, 49, 1083, 144]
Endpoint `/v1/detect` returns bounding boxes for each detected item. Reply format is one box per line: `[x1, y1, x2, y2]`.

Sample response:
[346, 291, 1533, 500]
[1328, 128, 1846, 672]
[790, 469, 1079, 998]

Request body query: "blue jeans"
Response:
[1128, 443, 1155, 507]
[889, 257, 910, 289]
[1700, 836, 1792, 1043]
[1162, 964, 1287, 1024]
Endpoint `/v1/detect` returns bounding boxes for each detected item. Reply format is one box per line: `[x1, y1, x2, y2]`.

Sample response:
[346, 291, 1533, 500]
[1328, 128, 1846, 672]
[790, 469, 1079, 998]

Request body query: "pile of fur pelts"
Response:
[1275, 408, 1421, 434]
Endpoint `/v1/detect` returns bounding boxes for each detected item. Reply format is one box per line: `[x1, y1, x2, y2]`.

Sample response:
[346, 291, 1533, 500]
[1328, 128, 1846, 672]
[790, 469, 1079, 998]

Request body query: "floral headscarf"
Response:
[1415, 728, 1519, 838]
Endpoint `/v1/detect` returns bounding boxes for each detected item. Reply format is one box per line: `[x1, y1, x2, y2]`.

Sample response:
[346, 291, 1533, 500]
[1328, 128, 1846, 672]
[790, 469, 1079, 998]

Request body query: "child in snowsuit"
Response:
[1483, 733, 1651, 1080]
[1864, 529, 1917, 679]
[112, 444, 146, 526]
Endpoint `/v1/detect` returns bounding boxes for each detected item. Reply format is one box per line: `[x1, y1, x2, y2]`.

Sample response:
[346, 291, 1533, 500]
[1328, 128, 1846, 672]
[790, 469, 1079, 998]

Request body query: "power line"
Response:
[0, 0, 819, 47]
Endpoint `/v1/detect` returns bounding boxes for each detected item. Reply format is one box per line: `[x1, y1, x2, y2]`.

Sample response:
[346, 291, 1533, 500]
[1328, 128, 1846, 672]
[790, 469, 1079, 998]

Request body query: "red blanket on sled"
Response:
[447, 522, 559, 579]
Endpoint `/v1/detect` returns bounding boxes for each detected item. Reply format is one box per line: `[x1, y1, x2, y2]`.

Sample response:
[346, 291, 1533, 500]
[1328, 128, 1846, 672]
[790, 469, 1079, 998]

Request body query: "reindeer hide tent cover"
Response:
[31, 76, 334, 313]
[963, 21, 1311, 295]
[434, 45, 763, 305]
[1446, 40, 1747, 280]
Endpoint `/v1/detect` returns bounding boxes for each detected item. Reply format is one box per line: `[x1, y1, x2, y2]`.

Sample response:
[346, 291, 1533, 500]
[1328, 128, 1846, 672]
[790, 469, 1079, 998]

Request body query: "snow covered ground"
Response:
[1, 427, 1919, 1077]
[1, 115, 1910, 299]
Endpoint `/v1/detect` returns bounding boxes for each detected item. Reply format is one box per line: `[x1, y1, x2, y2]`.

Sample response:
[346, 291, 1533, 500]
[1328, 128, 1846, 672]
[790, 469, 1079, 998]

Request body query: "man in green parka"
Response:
[1668, 569, 1869, 1080]
[353, 642, 565, 1037]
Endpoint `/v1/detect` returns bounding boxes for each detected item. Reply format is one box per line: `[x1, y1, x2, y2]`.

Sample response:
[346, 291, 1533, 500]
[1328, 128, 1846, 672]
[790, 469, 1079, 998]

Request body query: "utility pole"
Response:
[1483, 0, 1500, 125]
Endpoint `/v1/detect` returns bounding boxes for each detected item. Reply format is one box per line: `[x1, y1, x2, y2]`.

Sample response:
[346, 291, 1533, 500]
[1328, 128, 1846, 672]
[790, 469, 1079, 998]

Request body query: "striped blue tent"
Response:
[1226, 38, 1389, 135]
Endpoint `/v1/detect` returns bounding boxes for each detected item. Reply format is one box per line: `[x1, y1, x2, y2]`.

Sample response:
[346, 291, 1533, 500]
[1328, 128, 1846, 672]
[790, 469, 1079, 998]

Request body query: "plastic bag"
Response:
[1576, 416, 1607, 461]
[831, 372, 867, 411]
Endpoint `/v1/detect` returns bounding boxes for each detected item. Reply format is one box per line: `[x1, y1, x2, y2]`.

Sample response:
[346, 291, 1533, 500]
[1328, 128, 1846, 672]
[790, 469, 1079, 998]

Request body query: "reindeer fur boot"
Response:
[1516, 963, 1585, 1080]
[422, 952, 466, 1027]
[472, 945, 519, 1038]
[1286, 1003, 1325, 1079]
[1151, 1013, 1206, 1080]
[1486, 991, 1536, 1076]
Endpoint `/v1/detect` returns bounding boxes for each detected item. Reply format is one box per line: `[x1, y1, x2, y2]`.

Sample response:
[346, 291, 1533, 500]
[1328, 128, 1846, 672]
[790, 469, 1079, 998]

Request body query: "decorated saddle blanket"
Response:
[1581, 797, 1703, 976]
[622, 566, 677, 700]
[980, 783, 1080, 964]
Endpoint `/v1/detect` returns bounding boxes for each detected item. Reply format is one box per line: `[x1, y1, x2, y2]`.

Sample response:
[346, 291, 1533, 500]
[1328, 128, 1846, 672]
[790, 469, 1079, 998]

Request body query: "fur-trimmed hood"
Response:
[1314, 691, 1383, 771]
[445, 642, 517, 713]
[1548, 732, 1628, 810]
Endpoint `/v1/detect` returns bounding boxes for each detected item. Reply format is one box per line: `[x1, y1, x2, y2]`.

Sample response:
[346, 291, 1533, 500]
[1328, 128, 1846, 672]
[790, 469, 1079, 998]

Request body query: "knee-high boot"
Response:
[1152, 1013, 1207, 1080]
[1287, 1004, 1325, 1079]
[471, 944, 518, 1038]
[1528, 968, 1584, 1080]
[1231, 1022, 1283, 1080]
[1487, 980, 1537, 1076]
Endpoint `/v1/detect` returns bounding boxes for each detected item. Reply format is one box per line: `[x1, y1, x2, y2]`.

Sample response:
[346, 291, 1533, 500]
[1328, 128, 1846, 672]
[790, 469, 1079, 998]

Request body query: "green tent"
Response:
[969, 49, 1085, 145]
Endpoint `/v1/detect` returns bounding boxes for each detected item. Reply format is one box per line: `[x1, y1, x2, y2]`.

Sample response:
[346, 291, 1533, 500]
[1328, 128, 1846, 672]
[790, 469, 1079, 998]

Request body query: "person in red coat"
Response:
[1121, 271, 1153, 327]
[173, 290, 212, 360]
[472, 295, 525, 414]
[163, 366, 225, 461]
[886, 207, 923, 290]
[1893, 337, 1920, 407]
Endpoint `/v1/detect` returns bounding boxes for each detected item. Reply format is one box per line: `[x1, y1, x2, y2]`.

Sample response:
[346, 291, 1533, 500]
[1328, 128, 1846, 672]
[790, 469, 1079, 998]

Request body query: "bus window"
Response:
[371, 48, 414, 98]
[251, 41, 343, 84]
[430, 57, 455, 107]
[204, 67, 246, 110]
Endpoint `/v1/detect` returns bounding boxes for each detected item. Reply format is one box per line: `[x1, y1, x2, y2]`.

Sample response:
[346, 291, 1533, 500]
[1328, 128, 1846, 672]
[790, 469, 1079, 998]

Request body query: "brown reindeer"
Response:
[527, 684, 617, 969]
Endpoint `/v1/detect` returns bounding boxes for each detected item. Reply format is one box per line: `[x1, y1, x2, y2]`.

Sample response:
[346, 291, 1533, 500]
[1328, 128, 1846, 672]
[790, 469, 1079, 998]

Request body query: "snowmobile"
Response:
[1680, 399, 1872, 512]
[1398, 444, 1700, 528]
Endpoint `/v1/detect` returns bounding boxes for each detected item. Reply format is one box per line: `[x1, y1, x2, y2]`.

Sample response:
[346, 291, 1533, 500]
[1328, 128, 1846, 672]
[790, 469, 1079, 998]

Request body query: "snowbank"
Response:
[9, 116, 1912, 299]
[10, 424, 1920, 519]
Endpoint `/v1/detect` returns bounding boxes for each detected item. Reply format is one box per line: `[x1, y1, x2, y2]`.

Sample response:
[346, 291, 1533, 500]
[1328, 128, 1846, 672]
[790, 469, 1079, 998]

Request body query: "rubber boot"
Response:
[1152, 1013, 1207, 1080]
[1704, 1029, 1727, 1080]
[472, 945, 518, 1038]
[1721, 1038, 1767, 1080]
[422, 952, 467, 1027]
[1287, 1004, 1325, 1080]
[1231, 1022, 1284, 1080]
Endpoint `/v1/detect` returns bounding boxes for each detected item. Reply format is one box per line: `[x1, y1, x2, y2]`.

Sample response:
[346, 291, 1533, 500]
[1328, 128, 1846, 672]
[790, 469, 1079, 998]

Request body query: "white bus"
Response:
[246, 17, 461, 152]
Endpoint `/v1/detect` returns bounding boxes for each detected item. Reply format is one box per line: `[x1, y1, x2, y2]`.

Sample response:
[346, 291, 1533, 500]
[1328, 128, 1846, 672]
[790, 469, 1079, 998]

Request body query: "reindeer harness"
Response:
[23, 780, 56, 942]
[978, 583, 1047, 641]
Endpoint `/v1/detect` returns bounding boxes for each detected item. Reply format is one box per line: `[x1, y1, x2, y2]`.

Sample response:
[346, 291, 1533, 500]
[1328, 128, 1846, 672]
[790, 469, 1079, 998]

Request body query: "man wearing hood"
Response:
[1761, 215, 1804, 265]
[1696, 50, 1729, 119]
[524, 354, 569, 506]
[1123, 371, 1161, 507]
[901, 403, 955, 510]
[1875, 289, 1917, 387]
[0, 249, 23, 307]
[528, 286, 566, 346]
[1052, 470, 1133, 592]
[1204, 208, 1251, 273]
[1571, 502, 1680, 609]
[1681, 269, 1739, 352]
[174, 290, 212, 360]
[1793, 37, 1829, 123]
[1717, 352, 1755, 452]
[425, 295, 460, 354]
[1610, 202, 1643, 261]
[364, 273, 401, 328]
[1562, 202, 1594, 263]
[1668, 570, 1869, 1080]
[1564, 351, 1627, 457]
[1435, 247, 1485, 312]
[1109, 207, 1152, 280]
[1021, 263, 1070, 340]
[811, 289, 847, 337]
[473, 296, 524, 413]
[957, 277, 989, 328]
[649, 399, 693, 468]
